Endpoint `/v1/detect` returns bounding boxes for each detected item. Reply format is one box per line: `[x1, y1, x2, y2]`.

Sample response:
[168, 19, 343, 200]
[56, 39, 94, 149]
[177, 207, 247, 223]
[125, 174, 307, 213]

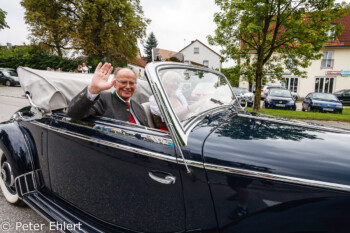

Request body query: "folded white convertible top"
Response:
[17, 67, 152, 112]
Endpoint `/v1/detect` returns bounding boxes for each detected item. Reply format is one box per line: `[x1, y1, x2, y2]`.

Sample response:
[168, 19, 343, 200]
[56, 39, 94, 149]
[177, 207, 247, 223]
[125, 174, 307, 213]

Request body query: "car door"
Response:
[0, 71, 4, 84]
[45, 115, 185, 232]
[303, 94, 311, 109]
[343, 90, 350, 104]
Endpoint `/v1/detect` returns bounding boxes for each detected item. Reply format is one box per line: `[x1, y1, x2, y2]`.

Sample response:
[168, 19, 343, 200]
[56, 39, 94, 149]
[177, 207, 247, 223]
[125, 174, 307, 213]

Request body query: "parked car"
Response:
[1, 63, 350, 232]
[334, 89, 350, 106]
[302, 92, 343, 113]
[261, 85, 299, 100]
[264, 88, 296, 110]
[0, 68, 20, 86]
[232, 87, 254, 107]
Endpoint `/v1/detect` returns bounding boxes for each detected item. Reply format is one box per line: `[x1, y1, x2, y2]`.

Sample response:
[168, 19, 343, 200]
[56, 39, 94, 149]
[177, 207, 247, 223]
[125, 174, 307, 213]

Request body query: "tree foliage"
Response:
[20, 0, 75, 57]
[0, 45, 84, 71]
[144, 32, 158, 63]
[0, 8, 9, 31]
[209, 0, 350, 110]
[21, 0, 150, 65]
[221, 66, 240, 87]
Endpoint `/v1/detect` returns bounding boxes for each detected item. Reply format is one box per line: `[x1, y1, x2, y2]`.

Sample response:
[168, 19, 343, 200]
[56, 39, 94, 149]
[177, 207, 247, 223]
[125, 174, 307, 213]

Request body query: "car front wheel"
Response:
[0, 151, 24, 205]
[5, 80, 11, 87]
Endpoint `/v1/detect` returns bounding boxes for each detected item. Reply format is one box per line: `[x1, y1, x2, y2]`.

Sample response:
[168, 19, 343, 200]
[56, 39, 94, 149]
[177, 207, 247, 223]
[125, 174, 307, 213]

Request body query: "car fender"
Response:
[222, 196, 350, 233]
[0, 121, 35, 177]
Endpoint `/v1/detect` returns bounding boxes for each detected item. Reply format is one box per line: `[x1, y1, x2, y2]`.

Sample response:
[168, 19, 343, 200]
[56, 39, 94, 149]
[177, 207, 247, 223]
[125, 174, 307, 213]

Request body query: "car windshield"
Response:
[233, 88, 248, 94]
[269, 89, 292, 97]
[2, 70, 18, 77]
[158, 68, 234, 125]
[313, 93, 338, 101]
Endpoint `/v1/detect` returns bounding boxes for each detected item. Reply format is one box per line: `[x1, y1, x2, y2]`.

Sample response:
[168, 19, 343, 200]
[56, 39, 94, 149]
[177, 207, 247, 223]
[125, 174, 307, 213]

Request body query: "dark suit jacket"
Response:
[67, 87, 149, 127]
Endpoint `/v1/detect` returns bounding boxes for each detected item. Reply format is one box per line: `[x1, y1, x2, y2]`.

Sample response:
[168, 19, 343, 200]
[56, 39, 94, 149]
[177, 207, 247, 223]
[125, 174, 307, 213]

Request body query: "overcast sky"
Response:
[0, 0, 348, 68]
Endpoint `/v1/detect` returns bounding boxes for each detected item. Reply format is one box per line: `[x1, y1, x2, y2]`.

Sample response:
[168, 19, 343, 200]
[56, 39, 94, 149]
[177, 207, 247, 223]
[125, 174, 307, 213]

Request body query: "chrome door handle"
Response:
[148, 172, 176, 184]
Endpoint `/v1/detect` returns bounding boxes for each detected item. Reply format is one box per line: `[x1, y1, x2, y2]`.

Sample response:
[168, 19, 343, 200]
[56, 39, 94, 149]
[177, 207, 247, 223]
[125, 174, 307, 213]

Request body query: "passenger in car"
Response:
[67, 62, 149, 126]
[149, 71, 204, 131]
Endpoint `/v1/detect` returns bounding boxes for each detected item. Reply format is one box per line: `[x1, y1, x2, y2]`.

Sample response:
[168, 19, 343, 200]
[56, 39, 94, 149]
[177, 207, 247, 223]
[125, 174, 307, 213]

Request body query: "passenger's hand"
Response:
[88, 62, 115, 94]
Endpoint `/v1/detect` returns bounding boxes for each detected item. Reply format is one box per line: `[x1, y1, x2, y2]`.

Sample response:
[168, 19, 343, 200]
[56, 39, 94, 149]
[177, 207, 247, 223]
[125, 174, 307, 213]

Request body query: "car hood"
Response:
[312, 99, 341, 104]
[202, 111, 350, 186]
[10, 76, 19, 81]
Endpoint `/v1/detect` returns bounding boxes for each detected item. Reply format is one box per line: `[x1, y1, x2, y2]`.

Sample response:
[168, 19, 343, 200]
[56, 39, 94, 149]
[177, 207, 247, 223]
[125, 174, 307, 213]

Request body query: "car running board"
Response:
[22, 192, 103, 233]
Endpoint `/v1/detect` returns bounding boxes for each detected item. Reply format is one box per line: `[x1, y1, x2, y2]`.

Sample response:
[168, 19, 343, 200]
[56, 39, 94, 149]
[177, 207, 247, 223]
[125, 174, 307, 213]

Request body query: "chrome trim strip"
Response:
[57, 116, 174, 147]
[204, 162, 350, 192]
[238, 113, 350, 134]
[177, 158, 204, 169]
[32, 121, 178, 164]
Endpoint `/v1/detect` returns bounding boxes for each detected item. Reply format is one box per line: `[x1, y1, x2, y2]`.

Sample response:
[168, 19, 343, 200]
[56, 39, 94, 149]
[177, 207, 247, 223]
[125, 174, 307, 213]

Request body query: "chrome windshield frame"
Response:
[145, 62, 236, 146]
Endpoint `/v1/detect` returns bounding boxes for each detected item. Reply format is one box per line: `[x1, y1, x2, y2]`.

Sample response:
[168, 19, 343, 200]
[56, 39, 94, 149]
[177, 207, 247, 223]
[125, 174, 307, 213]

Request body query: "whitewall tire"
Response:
[0, 149, 22, 205]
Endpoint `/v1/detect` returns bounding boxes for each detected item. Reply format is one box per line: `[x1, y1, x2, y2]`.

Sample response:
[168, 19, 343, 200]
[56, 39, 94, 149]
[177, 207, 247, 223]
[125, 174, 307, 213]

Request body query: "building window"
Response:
[326, 24, 337, 40]
[315, 77, 334, 93]
[321, 51, 333, 69]
[203, 60, 209, 67]
[286, 58, 296, 68]
[194, 47, 199, 54]
[283, 77, 299, 93]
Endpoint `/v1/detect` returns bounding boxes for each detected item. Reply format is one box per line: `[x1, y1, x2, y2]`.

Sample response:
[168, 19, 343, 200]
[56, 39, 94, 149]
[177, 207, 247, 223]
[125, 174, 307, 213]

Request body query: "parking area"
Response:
[0, 86, 349, 130]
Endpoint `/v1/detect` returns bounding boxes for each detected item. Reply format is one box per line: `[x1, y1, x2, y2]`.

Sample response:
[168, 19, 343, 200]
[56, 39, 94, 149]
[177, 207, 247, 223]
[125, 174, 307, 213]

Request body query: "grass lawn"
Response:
[0, 85, 4, 87]
[245, 107, 350, 122]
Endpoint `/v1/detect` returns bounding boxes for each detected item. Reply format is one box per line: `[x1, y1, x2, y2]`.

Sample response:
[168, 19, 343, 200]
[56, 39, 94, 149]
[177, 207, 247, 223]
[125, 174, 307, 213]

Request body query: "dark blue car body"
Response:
[1, 63, 350, 233]
[302, 92, 343, 113]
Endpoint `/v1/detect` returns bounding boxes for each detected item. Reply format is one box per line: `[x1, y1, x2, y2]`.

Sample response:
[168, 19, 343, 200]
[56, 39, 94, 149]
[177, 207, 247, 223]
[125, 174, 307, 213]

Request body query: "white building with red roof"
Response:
[179, 40, 222, 71]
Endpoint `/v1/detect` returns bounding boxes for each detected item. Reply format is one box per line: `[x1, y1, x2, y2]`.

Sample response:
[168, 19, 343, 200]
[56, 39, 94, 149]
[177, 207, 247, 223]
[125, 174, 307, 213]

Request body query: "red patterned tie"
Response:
[126, 102, 136, 124]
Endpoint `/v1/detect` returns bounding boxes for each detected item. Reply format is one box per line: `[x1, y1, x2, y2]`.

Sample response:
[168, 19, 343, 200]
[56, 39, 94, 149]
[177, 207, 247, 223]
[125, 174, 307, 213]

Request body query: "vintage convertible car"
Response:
[1, 62, 350, 233]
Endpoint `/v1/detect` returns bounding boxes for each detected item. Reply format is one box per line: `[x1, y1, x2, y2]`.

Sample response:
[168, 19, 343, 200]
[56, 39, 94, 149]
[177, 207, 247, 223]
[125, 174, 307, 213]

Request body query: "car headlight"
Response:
[288, 100, 294, 104]
[312, 102, 320, 106]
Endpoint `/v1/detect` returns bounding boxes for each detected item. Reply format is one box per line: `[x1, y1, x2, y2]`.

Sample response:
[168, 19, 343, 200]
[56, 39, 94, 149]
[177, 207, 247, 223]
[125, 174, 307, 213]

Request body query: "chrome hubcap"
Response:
[1, 162, 14, 187]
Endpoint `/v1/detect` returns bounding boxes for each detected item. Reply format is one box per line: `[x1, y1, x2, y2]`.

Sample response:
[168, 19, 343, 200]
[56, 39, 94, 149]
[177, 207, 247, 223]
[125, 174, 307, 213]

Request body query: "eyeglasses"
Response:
[116, 80, 137, 86]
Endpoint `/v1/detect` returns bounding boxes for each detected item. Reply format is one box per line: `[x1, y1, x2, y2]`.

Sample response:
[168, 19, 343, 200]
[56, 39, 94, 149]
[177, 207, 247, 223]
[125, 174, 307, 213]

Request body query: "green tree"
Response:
[72, 0, 150, 66]
[209, 0, 349, 111]
[0, 8, 10, 31]
[21, 0, 74, 57]
[0, 45, 84, 71]
[144, 32, 158, 63]
[221, 66, 240, 87]
[21, 0, 150, 65]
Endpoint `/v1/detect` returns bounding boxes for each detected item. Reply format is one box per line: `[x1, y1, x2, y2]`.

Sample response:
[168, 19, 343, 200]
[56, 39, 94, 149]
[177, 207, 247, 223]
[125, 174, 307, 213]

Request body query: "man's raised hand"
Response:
[88, 62, 116, 94]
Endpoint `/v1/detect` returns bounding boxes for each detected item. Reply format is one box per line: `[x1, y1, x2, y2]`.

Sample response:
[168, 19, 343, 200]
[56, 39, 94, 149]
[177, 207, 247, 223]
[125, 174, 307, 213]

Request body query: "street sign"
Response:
[341, 70, 350, 76]
[326, 71, 341, 75]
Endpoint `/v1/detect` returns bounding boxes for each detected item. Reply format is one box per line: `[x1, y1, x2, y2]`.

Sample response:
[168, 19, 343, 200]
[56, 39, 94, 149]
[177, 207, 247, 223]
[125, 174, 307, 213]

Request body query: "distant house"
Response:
[152, 48, 184, 62]
[179, 39, 222, 71]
